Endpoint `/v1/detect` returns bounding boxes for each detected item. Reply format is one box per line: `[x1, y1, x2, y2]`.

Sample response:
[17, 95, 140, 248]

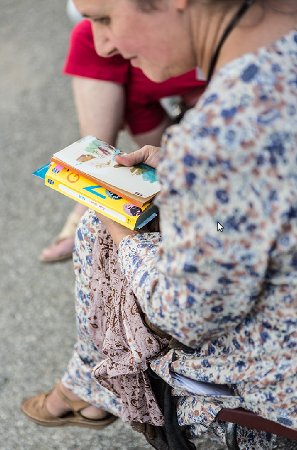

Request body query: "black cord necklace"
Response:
[207, 0, 255, 84]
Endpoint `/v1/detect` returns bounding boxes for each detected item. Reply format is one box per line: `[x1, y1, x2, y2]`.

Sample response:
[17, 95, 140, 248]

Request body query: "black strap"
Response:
[207, 0, 255, 84]
[147, 367, 196, 450]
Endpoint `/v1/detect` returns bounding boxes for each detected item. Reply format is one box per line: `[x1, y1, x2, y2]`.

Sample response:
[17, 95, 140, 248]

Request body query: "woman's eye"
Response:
[94, 17, 110, 25]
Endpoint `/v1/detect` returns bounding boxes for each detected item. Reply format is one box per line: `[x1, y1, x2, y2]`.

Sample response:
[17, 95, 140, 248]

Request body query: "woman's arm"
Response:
[117, 106, 285, 347]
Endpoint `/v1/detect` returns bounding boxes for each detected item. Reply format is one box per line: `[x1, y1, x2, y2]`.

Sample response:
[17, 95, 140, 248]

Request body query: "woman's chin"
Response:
[131, 59, 163, 82]
[140, 65, 172, 83]
[141, 62, 187, 83]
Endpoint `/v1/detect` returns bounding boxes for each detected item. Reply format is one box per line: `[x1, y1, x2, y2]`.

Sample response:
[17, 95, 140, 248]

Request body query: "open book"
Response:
[34, 136, 160, 230]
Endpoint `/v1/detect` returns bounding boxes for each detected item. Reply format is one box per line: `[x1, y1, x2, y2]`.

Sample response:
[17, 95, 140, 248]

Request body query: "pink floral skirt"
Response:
[62, 209, 168, 425]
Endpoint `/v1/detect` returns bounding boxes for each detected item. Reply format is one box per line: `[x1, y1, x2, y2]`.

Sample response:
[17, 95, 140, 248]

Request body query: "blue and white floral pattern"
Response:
[119, 29, 297, 448]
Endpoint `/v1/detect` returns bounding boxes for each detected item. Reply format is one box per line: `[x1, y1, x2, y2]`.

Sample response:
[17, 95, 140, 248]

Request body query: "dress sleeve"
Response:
[118, 85, 287, 348]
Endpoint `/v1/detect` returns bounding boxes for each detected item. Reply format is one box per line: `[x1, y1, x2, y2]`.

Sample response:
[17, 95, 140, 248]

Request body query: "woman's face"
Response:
[74, 0, 196, 82]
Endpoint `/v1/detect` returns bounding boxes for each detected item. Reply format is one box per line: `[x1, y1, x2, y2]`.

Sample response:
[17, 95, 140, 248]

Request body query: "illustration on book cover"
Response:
[53, 136, 159, 198]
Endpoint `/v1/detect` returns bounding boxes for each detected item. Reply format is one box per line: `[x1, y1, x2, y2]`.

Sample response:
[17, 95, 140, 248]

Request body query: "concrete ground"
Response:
[1, 2, 294, 450]
[0, 1, 225, 449]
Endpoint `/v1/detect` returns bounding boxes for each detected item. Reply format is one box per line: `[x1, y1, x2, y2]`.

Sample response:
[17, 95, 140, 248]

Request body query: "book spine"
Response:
[45, 174, 137, 230]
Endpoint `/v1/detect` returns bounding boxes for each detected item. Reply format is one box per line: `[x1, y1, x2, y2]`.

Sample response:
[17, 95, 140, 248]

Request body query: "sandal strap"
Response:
[55, 384, 90, 412]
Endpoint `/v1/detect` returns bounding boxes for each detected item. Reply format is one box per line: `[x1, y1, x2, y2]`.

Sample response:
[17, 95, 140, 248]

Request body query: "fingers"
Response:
[115, 145, 160, 169]
[116, 149, 146, 167]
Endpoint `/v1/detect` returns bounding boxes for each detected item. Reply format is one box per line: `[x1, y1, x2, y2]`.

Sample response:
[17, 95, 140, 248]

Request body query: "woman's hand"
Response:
[96, 213, 138, 246]
[115, 145, 161, 169]
[97, 146, 161, 244]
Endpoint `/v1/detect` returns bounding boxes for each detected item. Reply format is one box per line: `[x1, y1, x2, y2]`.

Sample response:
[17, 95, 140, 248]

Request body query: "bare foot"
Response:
[45, 384, 107, 419]
[39, 237, 74, 263]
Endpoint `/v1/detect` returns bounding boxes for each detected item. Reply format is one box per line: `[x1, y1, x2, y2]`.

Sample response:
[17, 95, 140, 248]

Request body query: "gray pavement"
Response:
[0, 1, 225, 449]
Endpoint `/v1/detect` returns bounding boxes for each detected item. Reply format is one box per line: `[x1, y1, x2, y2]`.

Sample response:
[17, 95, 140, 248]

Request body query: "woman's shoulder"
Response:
[179, 29, 297, 137]
[159, 30, 296, 185]
[199, 29, 297, 110]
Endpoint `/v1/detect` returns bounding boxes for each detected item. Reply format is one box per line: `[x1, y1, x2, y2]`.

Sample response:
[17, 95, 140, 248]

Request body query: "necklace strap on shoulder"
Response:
[207, 0, 255, 84]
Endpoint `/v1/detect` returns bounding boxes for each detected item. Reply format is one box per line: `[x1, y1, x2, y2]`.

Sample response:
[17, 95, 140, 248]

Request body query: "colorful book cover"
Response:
[43, 162, 158, 230]
[52, 135, 160, 206]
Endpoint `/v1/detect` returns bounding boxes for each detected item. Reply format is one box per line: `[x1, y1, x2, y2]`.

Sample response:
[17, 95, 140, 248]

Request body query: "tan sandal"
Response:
[39, 210, 82, 263]
[21, 384, 117, 429]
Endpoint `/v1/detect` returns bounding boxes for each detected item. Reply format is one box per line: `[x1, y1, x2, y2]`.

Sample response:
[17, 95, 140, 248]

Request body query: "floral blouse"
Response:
[119, 29, 297, 437]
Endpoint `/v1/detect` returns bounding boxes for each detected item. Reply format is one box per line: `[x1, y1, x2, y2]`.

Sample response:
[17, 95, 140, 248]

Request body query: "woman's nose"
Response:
[92, 25, 118, 58]
[94, 39, 119, 57]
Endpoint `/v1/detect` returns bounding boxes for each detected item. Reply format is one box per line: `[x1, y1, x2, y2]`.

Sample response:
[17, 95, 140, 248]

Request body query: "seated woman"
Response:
[23, 0, 297, 449]
[39, 18, 205, 262]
